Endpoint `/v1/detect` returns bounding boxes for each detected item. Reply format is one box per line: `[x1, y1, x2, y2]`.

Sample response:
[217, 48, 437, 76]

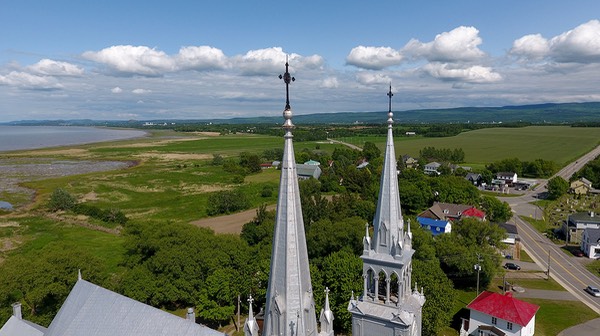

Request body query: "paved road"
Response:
[498, 144, 600, 316]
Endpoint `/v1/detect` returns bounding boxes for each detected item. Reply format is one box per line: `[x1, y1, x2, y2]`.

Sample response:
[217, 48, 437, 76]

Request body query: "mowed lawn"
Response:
[346, 126, 600, 166]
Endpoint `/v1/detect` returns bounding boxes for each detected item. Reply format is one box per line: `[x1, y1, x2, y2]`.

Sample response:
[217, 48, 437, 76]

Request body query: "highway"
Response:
[499, 144, 600, 315]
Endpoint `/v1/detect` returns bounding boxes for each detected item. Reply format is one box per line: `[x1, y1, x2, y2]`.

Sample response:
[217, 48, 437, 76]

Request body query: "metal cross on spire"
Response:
[279, 56, 295, 111]
[387, 83, 394, 126]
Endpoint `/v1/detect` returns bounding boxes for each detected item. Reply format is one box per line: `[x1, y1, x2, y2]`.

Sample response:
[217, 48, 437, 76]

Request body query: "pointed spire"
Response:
[319, 288, 334, 336]
[371, 84, 404, 256]
[263, 60, 317, 336]
[244, 295, 259, 336]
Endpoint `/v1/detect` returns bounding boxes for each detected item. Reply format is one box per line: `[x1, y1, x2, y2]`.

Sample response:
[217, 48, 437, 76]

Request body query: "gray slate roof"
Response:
[0, 316, 46, 336]
[44, 280, 223, 336]
[584, 228, 600, 244]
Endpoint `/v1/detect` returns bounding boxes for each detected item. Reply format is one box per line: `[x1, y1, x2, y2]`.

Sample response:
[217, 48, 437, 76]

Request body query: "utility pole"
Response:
[474, 253, 483, 296]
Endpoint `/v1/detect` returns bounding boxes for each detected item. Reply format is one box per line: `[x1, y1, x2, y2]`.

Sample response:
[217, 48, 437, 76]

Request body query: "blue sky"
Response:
[1, 1, 600, 122]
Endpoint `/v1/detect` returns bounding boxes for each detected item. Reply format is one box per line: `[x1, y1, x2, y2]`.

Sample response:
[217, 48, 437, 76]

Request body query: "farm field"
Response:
[338, 126, 600, 166]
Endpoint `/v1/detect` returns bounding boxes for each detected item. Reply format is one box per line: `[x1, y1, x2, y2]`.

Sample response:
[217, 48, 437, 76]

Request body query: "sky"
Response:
[2, 1, 600, 122]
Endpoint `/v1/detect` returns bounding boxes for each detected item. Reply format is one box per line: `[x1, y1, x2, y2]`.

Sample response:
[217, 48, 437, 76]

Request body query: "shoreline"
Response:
[0, 125, 149, 154]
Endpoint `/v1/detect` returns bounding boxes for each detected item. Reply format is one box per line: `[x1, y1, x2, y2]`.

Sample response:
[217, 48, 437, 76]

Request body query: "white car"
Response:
[585, 286, 600, 297]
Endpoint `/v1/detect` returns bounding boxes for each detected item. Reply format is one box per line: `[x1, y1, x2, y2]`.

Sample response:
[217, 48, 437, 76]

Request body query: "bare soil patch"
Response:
[134, 152, 212, 160]
[191, 204, 276, 234]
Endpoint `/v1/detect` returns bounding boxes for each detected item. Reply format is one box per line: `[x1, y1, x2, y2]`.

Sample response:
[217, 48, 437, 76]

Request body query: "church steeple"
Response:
[262, 59, 318, 336]
[349, 84, 424, 336]
[244, 295, 259, 336]
[371, 83, 405, 256]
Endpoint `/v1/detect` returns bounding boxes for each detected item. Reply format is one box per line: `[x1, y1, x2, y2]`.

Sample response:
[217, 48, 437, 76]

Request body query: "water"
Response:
[0, 126, 147, 152]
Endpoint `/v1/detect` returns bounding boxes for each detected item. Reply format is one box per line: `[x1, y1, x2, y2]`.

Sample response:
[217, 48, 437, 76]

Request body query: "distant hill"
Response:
[3, 102, 600, 126]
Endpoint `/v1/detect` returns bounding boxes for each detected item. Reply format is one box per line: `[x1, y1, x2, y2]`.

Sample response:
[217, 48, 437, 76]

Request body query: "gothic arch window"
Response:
[378, 270, 387, 302]
[390, 272, 400, 304]
[380, 222, 388, 246]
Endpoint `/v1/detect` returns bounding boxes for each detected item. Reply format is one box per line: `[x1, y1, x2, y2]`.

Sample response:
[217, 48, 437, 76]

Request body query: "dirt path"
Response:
[190, 204, 277, 234]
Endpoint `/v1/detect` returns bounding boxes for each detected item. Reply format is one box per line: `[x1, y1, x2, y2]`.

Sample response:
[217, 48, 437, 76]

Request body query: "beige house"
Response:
[570, 177, 593, 195]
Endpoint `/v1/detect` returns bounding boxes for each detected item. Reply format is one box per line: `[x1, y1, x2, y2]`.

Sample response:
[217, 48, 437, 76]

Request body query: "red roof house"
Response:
[461, 291, 539, 336]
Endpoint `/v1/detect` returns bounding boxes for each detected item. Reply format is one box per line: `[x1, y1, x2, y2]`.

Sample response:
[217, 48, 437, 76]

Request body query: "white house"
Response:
[581, 228, 600, 259]
[461, 291, 539, 336]
[424, 162, 441, 175]
[496, 172, 517, 185]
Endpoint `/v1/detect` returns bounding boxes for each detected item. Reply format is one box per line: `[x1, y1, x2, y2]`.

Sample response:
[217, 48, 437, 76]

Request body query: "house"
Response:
[304, 159, 320, 166]
[296, 164, 322, 180]
[495, 222, 518, 245]
[417, 202, 486, 235]
[417, 216, 451, 236]
[562, 211, 600, 243]
[581, 228, 600, 259]
[402, 154, 419, 169]
[460, 291, 539, 336]
[496, 172, 517, 185]
[0, 278, 224, 336]
[260, 162, 273, 169]
[405, 131, 416, 136]
[465, 173, 483, 186]
[424, 161, 441, 175]
[419, 202, 486, 222]
[570, 177, 593, 195]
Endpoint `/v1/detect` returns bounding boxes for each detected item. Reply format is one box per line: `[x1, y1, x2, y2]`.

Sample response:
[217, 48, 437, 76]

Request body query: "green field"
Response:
[339, 126, 600, 166]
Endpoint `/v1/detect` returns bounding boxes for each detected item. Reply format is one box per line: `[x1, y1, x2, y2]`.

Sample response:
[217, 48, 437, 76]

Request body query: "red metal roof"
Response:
[467, 291, 539, 326]
[462, 207, 486, 219]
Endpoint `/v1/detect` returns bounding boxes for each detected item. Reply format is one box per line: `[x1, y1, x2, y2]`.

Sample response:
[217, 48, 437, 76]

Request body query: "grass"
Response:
[0, 216, 125, 273]
[339, 126, 600, 166]
[525, 298, 599, 336]
[586, 259, 600, 277]
[519, 249, 534, 263]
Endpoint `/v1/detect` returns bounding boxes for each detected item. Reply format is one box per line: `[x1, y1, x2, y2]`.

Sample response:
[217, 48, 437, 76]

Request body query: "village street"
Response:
[498, 144, 600, 319]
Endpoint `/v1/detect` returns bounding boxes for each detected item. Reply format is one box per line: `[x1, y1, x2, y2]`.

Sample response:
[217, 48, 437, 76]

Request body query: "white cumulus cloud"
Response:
[510, 34, 550, 60]
[549, 20, 600, 63]
[511, 20, 600, 64]
[111, 87, 123, 93]
[403, 26, 486, 63]
[422, 63, 502, 83]
[355, 72, 391, 85]
[176, 46, 229, 70]
[27, 59, 84, 76]
[0, 71, 63, 90]
[83, 45, 175, 76]
[233, 47, 324, 75]
[346, 46, 403, 70]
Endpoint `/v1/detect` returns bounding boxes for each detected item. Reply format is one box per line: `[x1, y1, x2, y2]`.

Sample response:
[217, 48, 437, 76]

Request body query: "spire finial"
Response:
[387, 83, 394, 126]
[78, 269, 82, 280]
[279, 56, 295, 111]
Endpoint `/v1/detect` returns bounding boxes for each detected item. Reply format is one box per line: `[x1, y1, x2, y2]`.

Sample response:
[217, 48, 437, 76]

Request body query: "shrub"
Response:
[47, 188, 77, 212]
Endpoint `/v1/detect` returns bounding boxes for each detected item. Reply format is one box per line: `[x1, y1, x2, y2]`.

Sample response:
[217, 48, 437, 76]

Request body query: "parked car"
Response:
[585, 286, 600, 297]
[573, 249, 584, 257]
[504, 263, 521, 270]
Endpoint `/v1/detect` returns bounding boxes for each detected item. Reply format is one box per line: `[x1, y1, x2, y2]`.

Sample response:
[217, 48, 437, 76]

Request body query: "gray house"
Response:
[296, 163, 322, 180]
[563, 211, 600, 243]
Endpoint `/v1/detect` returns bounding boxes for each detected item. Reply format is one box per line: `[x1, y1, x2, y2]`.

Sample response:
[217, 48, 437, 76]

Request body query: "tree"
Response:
[239, 152, 261, 174]
[315, 251, 363, 333]
[206, 189, 250, 215]
[362, 142, 381, 161]
[306, 217, 364, 259]
[481, 196, 513, 222]
[0, 242, 106, 326]
[547, 176, 569, 200]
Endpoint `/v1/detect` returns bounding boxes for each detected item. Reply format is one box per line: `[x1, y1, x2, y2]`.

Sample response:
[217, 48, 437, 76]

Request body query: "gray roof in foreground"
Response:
[45, 279, 223, 336]
[0, 316, 46, 336]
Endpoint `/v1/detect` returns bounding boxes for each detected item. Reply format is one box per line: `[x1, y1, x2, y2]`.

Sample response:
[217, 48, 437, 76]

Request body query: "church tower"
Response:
[252, 60, 333, 336]
[348, 85, 425, 336]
